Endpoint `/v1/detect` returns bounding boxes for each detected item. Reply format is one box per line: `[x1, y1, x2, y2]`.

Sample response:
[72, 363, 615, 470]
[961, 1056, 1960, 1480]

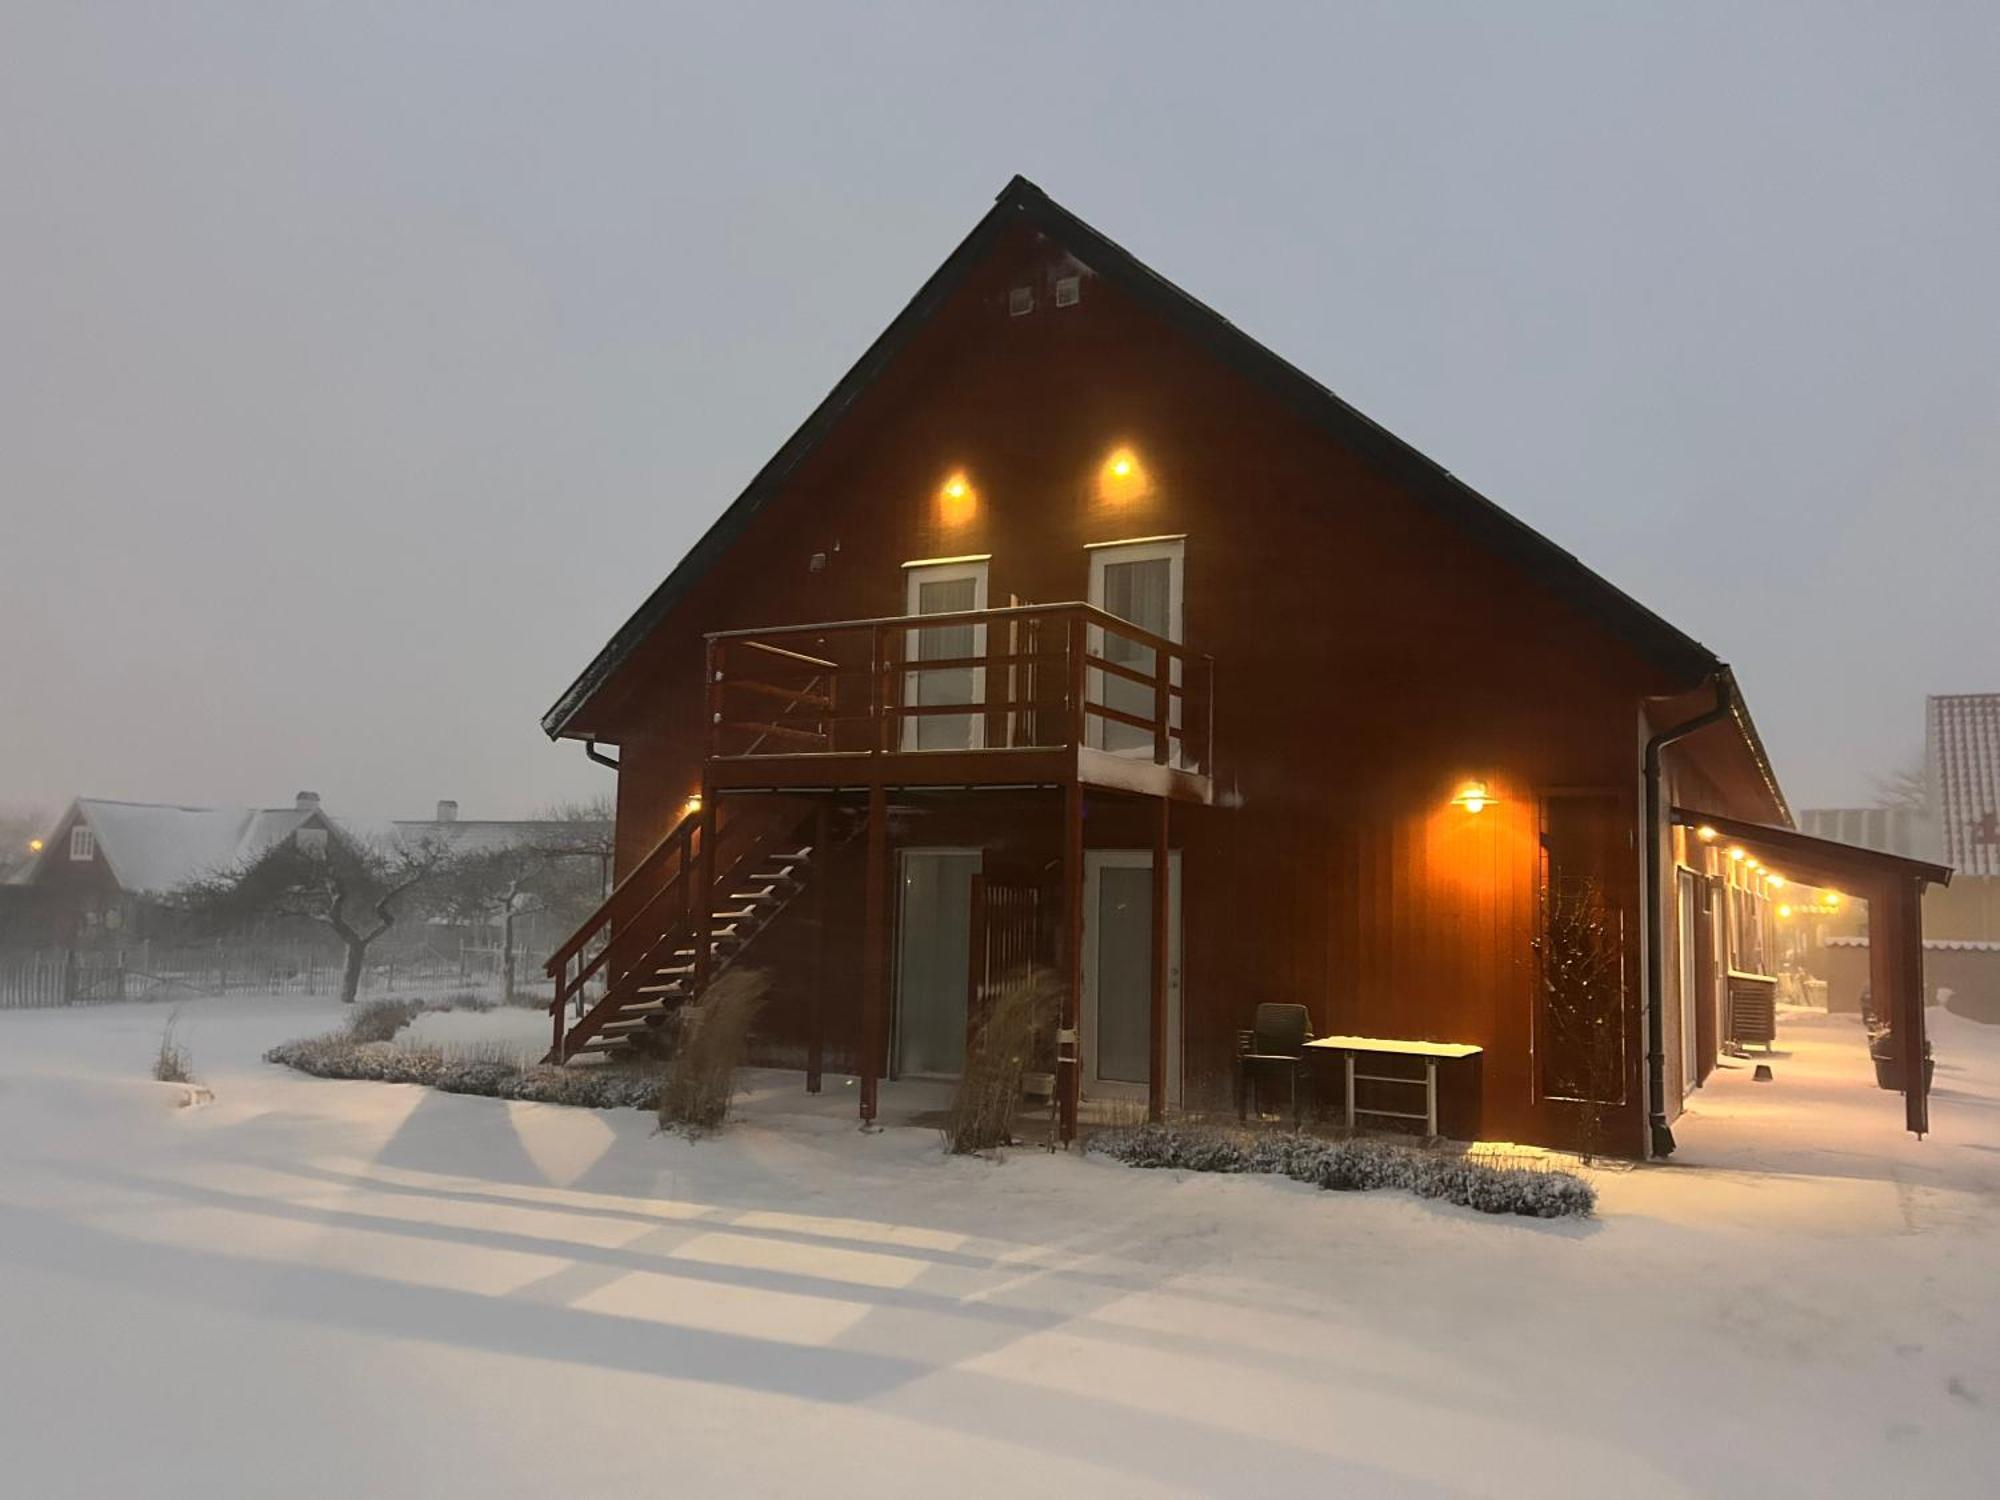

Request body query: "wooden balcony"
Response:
[704, 602, 1214, 802]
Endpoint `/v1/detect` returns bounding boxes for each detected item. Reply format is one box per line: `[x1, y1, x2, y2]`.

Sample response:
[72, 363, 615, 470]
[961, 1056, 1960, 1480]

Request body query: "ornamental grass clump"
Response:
[1086, 1122, 1594, 1219]
[944, 970, 1059, 1154]
[152, 1014, 194, 1085]
[657, 969, 769, 1135]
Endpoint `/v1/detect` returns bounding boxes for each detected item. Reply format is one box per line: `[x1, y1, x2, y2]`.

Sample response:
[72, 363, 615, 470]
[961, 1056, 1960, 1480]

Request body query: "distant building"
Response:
[1, 792, 336, 948]
[1924, 693, 2000, 942]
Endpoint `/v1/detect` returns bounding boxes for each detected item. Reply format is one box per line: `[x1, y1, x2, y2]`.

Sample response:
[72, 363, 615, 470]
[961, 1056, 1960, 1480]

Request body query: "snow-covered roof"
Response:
[1928, 693, 2000, 878]
[10, 798, 327, 896]
[387, 818, 611, 857]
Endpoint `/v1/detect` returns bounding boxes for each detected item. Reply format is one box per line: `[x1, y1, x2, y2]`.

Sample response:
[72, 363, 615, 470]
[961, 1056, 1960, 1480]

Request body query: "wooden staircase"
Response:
[545, 801, 823, 1064]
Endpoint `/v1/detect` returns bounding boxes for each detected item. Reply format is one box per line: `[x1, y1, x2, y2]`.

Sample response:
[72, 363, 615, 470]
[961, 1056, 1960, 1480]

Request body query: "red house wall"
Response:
[573, 223, 1704, 1152]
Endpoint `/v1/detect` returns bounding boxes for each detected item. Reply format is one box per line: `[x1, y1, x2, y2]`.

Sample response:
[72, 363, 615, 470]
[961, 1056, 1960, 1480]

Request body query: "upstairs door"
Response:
[903, 559, 988, 751]
[1087, 538, 1183, 757]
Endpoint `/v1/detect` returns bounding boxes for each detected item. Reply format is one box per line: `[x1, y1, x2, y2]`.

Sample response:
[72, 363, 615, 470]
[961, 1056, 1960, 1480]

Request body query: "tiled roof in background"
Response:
[1929, 693, 2000, 878]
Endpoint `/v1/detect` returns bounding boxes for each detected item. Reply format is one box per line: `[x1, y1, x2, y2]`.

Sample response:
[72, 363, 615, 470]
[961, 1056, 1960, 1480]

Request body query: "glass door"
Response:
[893, 849, 982, 1078]
[903, 560, 988, 750]
[1087, 539, 1183, 758]
[1082, 850, 1182, 1103]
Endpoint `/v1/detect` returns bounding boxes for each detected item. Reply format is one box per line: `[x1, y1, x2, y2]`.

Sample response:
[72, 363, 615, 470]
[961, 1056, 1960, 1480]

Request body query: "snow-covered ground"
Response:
[1, 995, 1994, 1498]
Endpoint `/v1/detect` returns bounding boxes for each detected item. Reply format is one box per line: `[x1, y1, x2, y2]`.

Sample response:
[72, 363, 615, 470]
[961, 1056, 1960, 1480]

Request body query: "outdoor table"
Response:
[1303, 1035, 1483, 1136]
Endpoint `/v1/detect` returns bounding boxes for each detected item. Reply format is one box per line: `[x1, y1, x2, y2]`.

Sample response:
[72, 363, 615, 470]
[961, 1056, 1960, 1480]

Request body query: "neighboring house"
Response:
[536, 177, 1946, 1157]
[389, 800, 612, 868]
[1925, 693, 2000, 941]
[1, 793, 335, 948]
[1798, 806, 1936, 863]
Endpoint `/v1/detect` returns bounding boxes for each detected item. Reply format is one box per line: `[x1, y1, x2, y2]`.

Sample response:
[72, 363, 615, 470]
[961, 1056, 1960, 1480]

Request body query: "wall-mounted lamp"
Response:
[1728, 847, 1747, 863]
[1450, 780, 1494, 814]
[28, 838, 43, 853]
[1695, 825, 1718, 842]
[1777, 904, 1794, 919]
[1767, 874, 1786, 888]
[936, 470, 978, 527]
[1825, 891, 1841, 908]
[682, 793, 704, 819]
[1096, 445, 1151, 506]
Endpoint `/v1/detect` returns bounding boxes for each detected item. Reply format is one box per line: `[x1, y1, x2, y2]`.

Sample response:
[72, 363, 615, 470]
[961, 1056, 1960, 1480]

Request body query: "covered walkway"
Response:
[1673, 808, 1953, 1138]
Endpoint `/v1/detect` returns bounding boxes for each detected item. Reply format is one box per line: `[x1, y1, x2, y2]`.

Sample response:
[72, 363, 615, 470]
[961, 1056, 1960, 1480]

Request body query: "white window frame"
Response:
[69, 825, 95, 862]
[1085, 536, 1185, 759]
[901, 557, 990, 751]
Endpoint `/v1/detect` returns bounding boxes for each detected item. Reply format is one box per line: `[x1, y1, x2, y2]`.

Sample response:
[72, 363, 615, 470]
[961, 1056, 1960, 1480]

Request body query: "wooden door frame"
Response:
[1085, 536, 1185, 758]
[902, 558, 990, 752]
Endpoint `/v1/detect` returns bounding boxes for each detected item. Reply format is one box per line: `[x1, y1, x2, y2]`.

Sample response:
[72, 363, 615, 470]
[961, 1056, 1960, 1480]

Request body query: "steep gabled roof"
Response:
[1929, 692, 2000, 876]
[10, 799, 326, 895]
[544, 176, 1736, 745]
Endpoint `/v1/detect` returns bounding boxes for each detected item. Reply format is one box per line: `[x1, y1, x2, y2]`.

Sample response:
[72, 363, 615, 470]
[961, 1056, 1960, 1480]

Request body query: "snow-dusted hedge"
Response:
[1086, 1123, 1595, 1219]
[264, 1035, 662, 1110]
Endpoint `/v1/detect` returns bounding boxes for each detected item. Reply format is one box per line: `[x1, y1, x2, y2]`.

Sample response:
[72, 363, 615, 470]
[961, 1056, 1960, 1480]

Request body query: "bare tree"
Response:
[436, 805, 612, 1004]
[1869, 755, 1931, 815]
[175, 832, 453, 1004]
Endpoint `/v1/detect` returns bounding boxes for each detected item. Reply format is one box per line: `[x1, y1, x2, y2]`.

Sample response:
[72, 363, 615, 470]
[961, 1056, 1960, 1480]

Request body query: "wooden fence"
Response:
[0, 941, 509, 1012]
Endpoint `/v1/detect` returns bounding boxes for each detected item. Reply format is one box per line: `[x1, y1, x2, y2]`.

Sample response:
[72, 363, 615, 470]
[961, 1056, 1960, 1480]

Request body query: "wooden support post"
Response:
[1060, 777, 1085, 1142]
[859, 783, 888, 1124]
[692, 784, 718, 997]
[1066, 613, 1088, 750]
[550, 965, 565, 1063]
[807, 799, 830, 1094]
[1898, 877, 1929, 1136]
[1149, 797, 1170, 1122]
[1153, 650, 1171, 766]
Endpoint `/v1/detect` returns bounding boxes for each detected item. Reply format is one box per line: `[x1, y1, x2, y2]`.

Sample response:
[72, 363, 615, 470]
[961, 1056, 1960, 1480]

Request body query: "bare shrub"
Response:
[944, 969, 1059, 1154]
[657, 969, 769, 1135]
[346, 998, 421, 1044]
[153, 1014, 194, 1084]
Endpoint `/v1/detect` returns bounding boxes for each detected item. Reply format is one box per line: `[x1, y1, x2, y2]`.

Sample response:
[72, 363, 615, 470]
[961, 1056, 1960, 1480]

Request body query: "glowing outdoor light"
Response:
[1825, 891, 1841, 908]
[1695, 825, 1718, 842]
[1096, 445, 1151, 504]
[1450, 780, 1494, 814]
[1767, 874, 1786, 888]
[27, 838, 42, 853]
[683, 793, 704, 818]
[1778, 904, 1794, 918]
[935, 470, 977, 526]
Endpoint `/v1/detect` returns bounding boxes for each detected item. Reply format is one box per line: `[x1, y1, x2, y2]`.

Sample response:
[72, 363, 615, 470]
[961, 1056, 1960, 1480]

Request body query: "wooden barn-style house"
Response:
[539, 178, 1949, 1158]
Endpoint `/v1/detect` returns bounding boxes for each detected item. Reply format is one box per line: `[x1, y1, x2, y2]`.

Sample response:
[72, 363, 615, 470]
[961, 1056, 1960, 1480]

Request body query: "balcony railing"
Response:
[704, 602, 1214, 778]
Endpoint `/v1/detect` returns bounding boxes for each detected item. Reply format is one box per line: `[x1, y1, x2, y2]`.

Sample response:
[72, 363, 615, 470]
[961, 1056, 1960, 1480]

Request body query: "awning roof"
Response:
[1672, 807, 1953, 892]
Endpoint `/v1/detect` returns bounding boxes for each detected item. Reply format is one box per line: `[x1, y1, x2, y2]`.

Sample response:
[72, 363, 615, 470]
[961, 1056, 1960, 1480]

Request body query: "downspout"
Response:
[584, 738, 619, 771]
[1642, 671, 1734, 1158]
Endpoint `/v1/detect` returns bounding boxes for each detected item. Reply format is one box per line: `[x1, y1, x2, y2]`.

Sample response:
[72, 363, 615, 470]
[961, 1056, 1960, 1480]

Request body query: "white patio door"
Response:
[903, 559, 988, 751]
[1087, 538, 1183, 757]
[894, 849, 982, 1078]
[1082, 849, 1182, 1104]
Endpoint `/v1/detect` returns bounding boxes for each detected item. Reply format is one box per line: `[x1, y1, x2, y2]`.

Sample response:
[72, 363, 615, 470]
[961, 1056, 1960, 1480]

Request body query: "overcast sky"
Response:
[4, 3, 1995, 822]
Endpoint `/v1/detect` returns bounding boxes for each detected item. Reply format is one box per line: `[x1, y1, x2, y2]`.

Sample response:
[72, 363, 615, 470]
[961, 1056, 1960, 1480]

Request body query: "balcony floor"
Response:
[706, 744, 1212, 803]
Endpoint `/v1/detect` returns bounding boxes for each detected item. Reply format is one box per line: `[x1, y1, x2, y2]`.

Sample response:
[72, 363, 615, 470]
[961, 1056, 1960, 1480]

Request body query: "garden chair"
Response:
[1236, 1003, 1314, 1124]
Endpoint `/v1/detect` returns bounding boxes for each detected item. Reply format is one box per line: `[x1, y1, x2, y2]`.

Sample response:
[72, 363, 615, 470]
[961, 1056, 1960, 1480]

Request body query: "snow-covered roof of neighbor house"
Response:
[8, 798, 327, 896]
[1928, 693, 2000, 878]
[387, 816, 611, 858]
